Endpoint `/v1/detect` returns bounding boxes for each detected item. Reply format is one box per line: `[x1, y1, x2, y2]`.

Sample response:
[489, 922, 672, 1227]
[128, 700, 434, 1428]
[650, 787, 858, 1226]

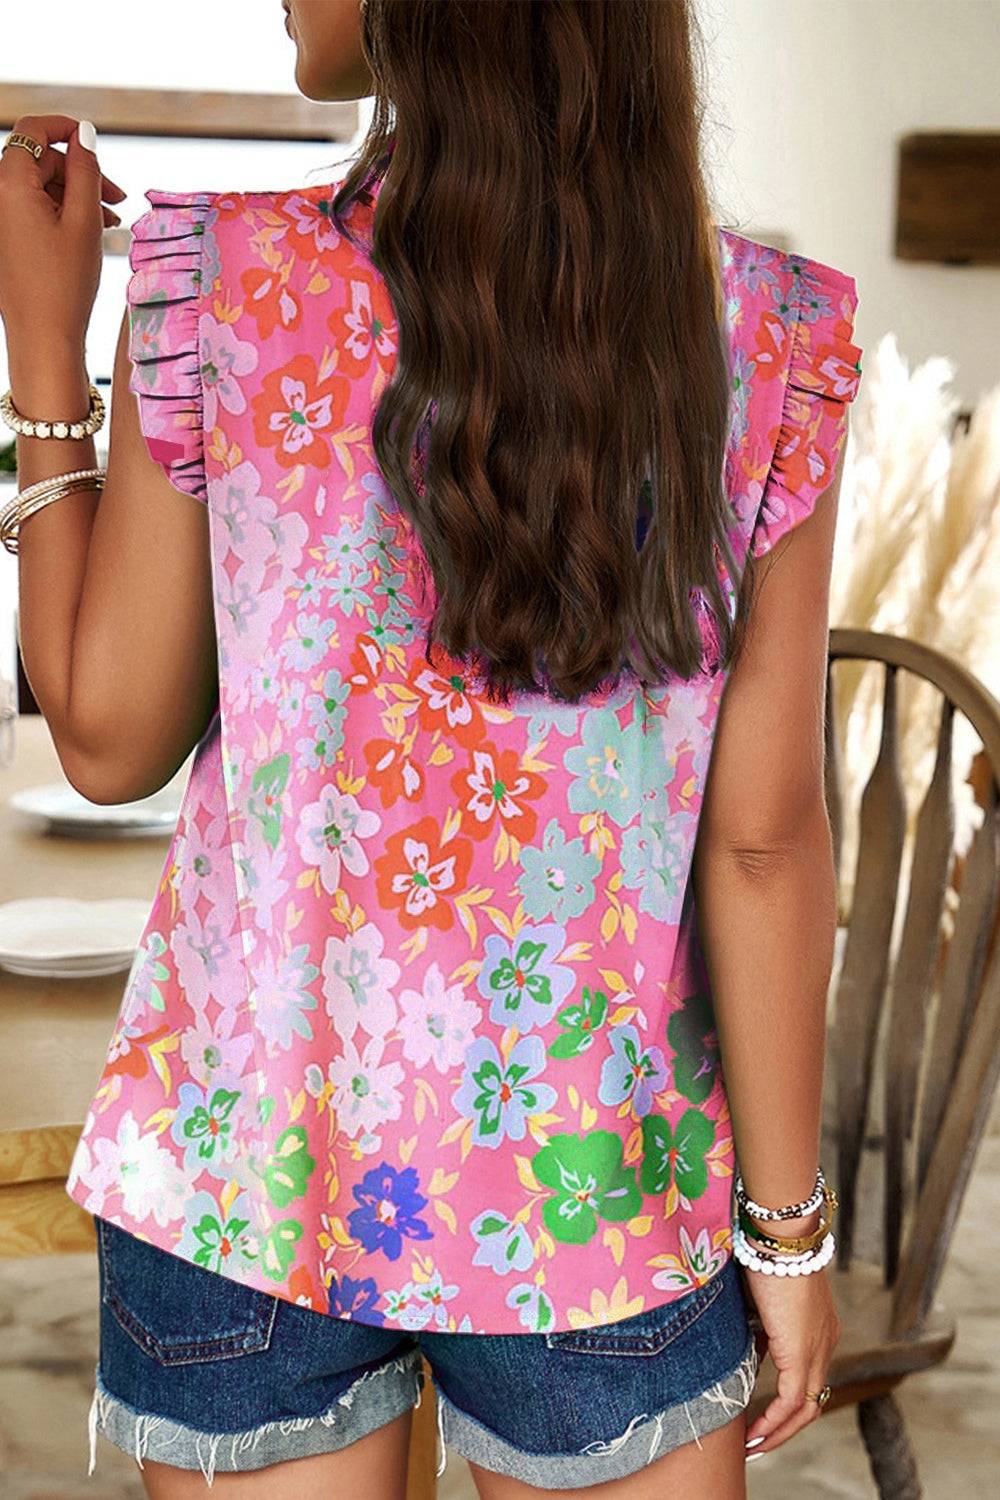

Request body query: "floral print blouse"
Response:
[66, 173, 863, 1334]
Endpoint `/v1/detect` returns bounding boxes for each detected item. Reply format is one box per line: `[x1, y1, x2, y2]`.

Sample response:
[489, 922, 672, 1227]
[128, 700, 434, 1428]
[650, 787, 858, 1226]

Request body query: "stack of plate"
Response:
[7, 781, 182, 838]
[0, 897, 152, 978]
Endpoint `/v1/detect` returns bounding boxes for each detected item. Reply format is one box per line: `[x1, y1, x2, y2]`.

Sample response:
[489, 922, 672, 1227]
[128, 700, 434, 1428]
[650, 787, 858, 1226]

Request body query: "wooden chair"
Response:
[746, 626, 1000, 1499]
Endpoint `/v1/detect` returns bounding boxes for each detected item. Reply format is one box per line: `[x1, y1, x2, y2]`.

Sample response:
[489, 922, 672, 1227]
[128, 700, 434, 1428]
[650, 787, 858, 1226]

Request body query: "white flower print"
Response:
[399, 962, 480, 1073]
[90, 1111, 188, 1226]
[297, 785, 381, 894]
[322, 922, 400, 1043]
[328, 1037, 404, 1138]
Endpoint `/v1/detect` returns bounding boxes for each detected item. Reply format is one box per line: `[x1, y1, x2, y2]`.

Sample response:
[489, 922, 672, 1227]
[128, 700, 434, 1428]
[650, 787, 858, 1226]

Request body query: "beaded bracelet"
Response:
[0, 382, 106, 440]
[732, 1220, 835, 1277]
[734, 1165, 826, 1222]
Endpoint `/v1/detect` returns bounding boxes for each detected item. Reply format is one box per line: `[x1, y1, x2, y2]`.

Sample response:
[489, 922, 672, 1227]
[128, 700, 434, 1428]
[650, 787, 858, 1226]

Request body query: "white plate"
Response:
[0, 897, 151, 962]
[0, 954, 136, 978]
[8, 780, 181, 833]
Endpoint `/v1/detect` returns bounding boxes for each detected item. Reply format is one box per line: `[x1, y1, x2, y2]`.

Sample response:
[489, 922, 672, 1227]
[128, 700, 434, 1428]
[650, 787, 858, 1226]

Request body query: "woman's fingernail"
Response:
[745, 1436, 765, 1448]
[746, 1450, 766, 1462]
[78, 119, 97, 152]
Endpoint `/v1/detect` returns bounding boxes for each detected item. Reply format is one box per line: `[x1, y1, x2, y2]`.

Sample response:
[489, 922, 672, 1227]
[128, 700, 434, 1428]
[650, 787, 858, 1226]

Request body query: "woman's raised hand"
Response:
[0, 113, 128, 352]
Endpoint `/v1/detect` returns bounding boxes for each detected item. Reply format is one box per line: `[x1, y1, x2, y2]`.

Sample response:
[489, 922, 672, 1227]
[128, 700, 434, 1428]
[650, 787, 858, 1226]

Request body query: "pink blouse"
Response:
[66, 174, 862, 1334]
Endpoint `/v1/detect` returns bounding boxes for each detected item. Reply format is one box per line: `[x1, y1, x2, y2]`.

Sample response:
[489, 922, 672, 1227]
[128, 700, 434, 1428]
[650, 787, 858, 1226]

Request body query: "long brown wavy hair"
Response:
[330, 0, 753, 702]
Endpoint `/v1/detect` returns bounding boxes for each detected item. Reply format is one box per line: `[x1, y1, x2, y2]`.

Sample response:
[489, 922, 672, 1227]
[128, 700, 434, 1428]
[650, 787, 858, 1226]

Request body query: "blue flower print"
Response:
[476, 924, 575, 1032]
[506, 1281, 555, 1333]
[299, 668, 350, 770]
[280, 608, 337, 672]
[598, 1024, 668, 1117]
[384, 1270, 458, 1331]
[328, 1272, 384, 1324]
[276, 679, 307, 727]
[620, 809, 695, 925]
[170, 1081, 242, 1176]
[347, 1164, 433, 1261]
[452, 1036, 556, 1148]
[517, 819, 600, 924]
[321, 519, 366, 579]
[510, 695, 582, 744]
[563, 711, 644, 827]
[470, 1209, 534, 1275]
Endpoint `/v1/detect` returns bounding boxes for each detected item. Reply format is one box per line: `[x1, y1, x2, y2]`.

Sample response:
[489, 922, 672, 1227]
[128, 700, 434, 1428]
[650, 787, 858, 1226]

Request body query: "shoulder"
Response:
[718, 225, 857, 322]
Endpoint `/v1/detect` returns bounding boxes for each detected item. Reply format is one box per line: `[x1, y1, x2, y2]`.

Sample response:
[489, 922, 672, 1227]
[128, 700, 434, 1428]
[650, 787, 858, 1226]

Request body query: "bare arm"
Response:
[9, 306, 218, 803]
[692, 444, 846, 1235]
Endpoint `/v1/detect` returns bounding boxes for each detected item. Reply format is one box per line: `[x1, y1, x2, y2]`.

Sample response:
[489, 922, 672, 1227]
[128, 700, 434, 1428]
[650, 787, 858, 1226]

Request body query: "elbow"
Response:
[54, 734, 156, 808]
[698, 802, 834, 881]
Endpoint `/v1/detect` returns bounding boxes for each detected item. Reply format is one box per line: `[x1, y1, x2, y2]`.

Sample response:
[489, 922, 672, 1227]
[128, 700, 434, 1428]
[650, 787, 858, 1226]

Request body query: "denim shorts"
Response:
[90, 1215, 760, 1490]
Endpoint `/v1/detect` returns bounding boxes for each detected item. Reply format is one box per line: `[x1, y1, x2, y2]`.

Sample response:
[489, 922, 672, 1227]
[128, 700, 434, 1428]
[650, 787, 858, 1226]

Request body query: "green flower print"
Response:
[547, 985, 609, 1060]
[261, 1126, 316, 1208]
[189, 1210, 253, 1273]
[532, 1130, 641, 1245]
[517, 818, 600, 923]
[259, 1218, 304, 1281]
[181, 1086, 240, 1163]
[640, 1109, 715, 1201]
[563, 712, 644, 828]
[247, 752, 291, 849]
[667, 990, 720, 1105]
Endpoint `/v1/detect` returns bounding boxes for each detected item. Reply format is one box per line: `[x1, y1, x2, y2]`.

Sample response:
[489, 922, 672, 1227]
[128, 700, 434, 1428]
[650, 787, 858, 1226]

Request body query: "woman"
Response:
[0, 0, 862, 1495]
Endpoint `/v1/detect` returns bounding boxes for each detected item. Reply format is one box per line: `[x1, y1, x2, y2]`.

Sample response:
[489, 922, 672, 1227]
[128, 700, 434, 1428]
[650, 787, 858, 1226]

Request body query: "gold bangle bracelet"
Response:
[738, 1184, 838, 1255]
[0, 470, 106, 554]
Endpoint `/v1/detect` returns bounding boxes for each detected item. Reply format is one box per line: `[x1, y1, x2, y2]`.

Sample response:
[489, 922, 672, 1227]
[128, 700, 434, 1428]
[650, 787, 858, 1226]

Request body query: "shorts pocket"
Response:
[543, 1267, 727, 1356]
[97, 1216, 277, 1366]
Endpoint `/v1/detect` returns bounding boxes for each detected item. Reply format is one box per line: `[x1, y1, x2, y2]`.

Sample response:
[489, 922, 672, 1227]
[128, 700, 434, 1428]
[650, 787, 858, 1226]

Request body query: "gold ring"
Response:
[2, 131, 44, 161]
[805, 1384, 832, 1409]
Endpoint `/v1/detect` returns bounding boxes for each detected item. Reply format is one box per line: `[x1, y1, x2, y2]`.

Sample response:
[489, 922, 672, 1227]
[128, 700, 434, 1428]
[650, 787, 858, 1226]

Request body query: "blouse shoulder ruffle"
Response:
[125, 189, 217, 505]
[749, 252, 863, 558]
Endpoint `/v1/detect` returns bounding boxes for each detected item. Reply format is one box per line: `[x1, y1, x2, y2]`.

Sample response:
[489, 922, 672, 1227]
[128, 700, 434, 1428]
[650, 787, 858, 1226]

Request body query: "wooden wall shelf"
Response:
[0, 80, 358, 144]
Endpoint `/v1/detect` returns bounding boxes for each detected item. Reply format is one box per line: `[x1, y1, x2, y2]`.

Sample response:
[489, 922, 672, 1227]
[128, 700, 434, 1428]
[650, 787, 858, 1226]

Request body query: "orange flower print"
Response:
[330, 276, 398, 372]
[281, 190, 345, 259]
[348, 634, 383, 692]
[251, 353, 350, 471]
[751, 307, 793, 382]
[240, 263, 303, 341]
[411, 657, 486, 748]
[365, 737, 425, 808]
[451, 744, 544, 844]
[374, 817, 473, 931]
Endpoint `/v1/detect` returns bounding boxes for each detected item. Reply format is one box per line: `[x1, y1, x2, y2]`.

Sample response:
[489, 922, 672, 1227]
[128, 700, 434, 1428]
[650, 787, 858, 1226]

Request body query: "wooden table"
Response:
[0, 713, 189, 1257]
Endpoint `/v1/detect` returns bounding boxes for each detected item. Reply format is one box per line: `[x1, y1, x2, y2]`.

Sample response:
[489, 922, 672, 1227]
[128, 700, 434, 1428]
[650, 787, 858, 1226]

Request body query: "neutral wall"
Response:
[700, 0, 1000, 406]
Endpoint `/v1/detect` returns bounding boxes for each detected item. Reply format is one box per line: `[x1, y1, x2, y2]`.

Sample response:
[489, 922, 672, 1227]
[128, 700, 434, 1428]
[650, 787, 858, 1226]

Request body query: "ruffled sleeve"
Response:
[125, 189, 216, 505]
[749, 254, 863, 558]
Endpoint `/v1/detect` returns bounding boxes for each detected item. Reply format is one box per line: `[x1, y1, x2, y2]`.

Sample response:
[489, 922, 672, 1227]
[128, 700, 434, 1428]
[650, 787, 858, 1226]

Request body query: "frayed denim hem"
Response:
[87, 1348, 423, 1486]
[434, 1330, 761, 1491]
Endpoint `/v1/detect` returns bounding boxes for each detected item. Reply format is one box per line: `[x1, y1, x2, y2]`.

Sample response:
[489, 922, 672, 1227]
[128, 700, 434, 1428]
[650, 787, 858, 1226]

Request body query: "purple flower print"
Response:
[452, 1036, 556, 1149]
[598, 1024, 668, 1117]
[348, 1164, 433, 1261]
[198, 312, 258, 429]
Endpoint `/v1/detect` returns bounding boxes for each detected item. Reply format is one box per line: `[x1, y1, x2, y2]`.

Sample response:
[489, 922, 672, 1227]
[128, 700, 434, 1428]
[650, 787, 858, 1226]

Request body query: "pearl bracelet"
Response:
[0, 382, 105, 440]
[731, 1220, 835, 1277]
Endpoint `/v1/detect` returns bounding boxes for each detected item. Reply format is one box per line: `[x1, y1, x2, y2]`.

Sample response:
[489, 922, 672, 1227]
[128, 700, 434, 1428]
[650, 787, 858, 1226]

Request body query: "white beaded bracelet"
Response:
[731, 1220, 835, 1277]
[734, 1166, 826, 1222]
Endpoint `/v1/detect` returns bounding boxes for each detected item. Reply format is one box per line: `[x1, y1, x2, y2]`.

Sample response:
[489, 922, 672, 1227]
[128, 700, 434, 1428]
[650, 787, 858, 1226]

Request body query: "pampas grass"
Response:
[829, 333, 1000, 911]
